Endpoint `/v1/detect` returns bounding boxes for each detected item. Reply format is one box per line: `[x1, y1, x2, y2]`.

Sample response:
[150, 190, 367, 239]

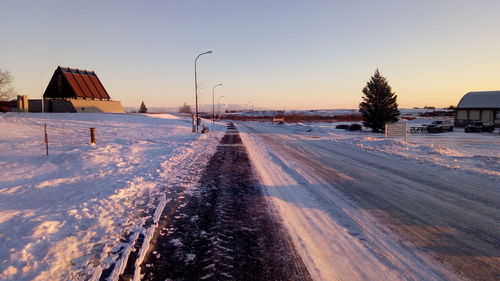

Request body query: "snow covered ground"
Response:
[239, 120, 499, 281]
[1, 113, 498, 281]
[268, 118, 500, 179]
[0, 113, 224, 281]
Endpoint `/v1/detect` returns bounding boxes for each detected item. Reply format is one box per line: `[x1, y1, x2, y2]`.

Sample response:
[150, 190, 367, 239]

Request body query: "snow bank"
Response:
[254, 119, 500, 180]
[335, 132, 500, 179]
[0, 113, 224, 281]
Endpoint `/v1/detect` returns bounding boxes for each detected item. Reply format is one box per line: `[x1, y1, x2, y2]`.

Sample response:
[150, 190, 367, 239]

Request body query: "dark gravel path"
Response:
[133, 123, 312, 281]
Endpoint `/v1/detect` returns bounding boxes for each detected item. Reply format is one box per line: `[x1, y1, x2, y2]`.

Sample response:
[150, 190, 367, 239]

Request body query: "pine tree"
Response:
[139, 101, 147, 113]
[359, 69, 400, 132]
[179, 102, 192, 113]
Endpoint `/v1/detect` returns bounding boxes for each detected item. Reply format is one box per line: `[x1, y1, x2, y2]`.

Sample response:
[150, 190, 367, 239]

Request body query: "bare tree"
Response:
[0, 69, 16, 101]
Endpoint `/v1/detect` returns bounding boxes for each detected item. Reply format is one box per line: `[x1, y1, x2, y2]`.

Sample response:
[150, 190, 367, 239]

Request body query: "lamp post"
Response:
[212, 83, 222, 124]
[248, 101, 253, 117]
[194, 50, 213, 132]
[218, 95, 225, 120]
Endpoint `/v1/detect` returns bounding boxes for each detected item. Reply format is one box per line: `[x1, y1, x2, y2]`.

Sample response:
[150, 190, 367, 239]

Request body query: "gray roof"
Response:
[457, 91, 500, 109]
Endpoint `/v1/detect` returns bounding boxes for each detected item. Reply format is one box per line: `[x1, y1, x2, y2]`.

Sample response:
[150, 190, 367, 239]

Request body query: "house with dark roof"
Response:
[29, 66, 125, 113]
[455, 91, 500, 127]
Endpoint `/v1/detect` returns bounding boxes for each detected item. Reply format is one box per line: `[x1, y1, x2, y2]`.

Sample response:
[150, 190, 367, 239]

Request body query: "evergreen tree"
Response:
[359, 69, 400, 132]
[139, 101, 147, 113]
[179, 102, 192, 113]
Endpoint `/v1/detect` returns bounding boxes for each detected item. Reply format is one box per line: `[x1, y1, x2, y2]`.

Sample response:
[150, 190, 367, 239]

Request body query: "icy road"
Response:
[239, 122, 499, 281]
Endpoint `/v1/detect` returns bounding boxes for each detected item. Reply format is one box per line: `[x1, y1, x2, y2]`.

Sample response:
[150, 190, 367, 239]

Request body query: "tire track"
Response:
[134, 123, 312, 281]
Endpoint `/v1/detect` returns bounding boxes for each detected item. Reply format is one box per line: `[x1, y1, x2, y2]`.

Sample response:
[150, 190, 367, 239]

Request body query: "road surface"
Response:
[133, 123, 311, 281]
[240, 122, 499, 281]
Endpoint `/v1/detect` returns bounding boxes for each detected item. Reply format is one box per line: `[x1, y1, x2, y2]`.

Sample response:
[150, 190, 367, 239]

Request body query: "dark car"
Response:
[347, 124, 362, 131]
[335, 124, 349, 129]
[464, 121, 495, 133]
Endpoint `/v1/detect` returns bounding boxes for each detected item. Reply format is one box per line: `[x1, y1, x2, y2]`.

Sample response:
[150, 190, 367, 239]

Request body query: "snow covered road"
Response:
[240, 122, 499, 281]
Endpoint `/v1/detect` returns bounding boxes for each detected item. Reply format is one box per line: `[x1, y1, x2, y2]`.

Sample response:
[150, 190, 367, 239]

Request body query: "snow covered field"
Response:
[240, 120, 499, 281]
[270, 119, 500, 178]
[0, 113, 224, 281]
[1, 113, 498, 281]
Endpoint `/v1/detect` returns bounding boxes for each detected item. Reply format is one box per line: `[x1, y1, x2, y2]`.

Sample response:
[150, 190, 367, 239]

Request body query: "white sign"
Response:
[385, 123, 407, 142]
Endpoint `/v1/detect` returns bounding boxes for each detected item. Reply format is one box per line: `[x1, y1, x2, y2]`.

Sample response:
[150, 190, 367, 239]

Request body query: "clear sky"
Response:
[1, 0, 499, 110]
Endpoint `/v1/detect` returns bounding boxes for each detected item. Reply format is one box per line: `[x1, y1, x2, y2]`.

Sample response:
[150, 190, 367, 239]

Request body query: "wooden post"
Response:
[44, 124, 49, 155]
[192, 114, 195, 133]
[404, 123, 408, 142]
[90, 128, 96, 144]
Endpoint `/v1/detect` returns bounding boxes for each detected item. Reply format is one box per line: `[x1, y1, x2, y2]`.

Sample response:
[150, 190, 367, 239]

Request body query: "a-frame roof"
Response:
[44, 66, 111, 100]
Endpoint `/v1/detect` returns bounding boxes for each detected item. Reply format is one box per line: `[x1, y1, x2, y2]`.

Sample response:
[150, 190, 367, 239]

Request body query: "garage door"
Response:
[481, 110, 493, 122]
[456, 110, 467, 120]
[469, 110, 480, 120]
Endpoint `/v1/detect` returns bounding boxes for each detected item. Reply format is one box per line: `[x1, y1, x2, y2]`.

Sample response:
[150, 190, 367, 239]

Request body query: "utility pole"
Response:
[41, 73, 44, 113]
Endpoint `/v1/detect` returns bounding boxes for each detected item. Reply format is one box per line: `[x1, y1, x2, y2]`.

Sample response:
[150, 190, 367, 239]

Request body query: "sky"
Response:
[1, 0, 500, 110]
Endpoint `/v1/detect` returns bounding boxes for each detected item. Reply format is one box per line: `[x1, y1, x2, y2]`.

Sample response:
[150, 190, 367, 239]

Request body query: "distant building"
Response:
[455, 91, 500, 127]
[0, 100, 17, 112]
[29, 66, 125, 113]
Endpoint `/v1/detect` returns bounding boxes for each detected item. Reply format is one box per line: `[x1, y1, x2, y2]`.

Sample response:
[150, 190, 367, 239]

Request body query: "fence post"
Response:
[44, 124, 49, 155]
[404, 123, 408, 142]
[90, 128, 96, 145]
[192, 114, 195, 132]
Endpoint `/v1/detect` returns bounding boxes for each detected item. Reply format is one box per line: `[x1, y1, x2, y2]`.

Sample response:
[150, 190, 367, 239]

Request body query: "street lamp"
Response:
[248, 101, 254, 119]
[212, 83, 222, 124]
[194, 50, 213, 132]
[218, 95, 226, 120]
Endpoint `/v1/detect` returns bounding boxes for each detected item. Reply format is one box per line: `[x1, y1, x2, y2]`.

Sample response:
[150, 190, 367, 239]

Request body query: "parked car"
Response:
[426, 120, 454, 133]
[464, 121, 495, 133]
[347, 124, 362, 131]
[335, 124, 349, 129]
